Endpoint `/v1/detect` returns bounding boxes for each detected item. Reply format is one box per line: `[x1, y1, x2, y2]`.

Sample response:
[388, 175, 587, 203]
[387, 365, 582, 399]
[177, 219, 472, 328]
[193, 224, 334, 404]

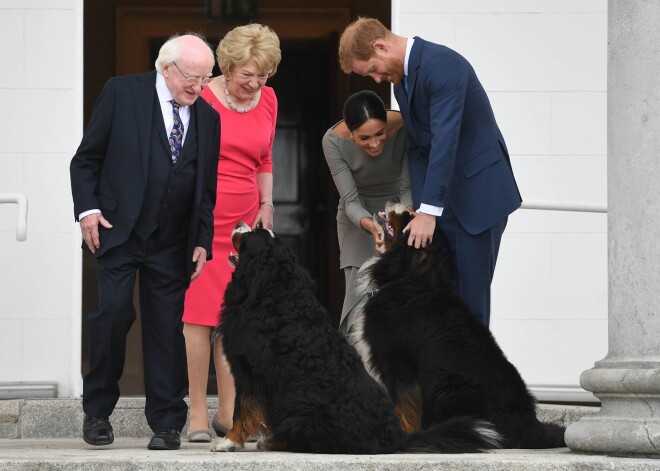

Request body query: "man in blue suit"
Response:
[339, 17, 521, 326]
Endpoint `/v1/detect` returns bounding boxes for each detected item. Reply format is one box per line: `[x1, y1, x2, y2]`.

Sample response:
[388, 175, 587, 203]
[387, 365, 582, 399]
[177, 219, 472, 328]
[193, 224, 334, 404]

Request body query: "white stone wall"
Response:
[393, 0, 607, 401]
[0, 0, 83, 397]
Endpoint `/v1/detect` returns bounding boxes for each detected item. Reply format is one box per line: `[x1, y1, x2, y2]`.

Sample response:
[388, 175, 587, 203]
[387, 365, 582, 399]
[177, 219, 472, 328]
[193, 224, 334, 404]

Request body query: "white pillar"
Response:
[564, 0, 660, 455]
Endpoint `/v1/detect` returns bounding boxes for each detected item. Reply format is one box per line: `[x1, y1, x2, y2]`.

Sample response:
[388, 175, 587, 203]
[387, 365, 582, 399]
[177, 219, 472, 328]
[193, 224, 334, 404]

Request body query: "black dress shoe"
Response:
[82, 414, 114, 446]
[148, 428, 181, 450]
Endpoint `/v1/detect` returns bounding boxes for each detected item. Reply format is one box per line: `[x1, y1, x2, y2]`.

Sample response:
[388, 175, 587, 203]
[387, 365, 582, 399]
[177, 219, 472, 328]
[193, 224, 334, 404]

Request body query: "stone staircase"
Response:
[0, 397, 589, 439]
[1, 399, 658, 470]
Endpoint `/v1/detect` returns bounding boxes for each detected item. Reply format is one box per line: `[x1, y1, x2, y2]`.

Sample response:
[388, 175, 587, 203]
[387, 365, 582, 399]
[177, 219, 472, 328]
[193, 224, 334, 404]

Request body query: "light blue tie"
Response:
[168, 100, 184, 164]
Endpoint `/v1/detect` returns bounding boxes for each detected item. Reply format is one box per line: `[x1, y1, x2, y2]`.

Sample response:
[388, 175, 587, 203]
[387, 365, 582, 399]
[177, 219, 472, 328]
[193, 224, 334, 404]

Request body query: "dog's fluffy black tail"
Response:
[500, 415, 566, 448]
[402, 417, 503, 453]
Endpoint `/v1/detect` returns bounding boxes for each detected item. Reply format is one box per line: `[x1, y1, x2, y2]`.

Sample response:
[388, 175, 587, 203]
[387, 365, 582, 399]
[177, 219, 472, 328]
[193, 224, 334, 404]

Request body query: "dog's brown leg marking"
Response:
[394, 383, 422, 434]
[225, 396, 270, 447]
[224, 418, 248, 447]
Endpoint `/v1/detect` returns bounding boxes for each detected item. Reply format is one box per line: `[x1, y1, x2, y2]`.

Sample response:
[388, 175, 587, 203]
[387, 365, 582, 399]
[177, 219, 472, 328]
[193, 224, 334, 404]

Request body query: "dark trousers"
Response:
[82, 233, 189, 432]
[438, 209, 508, 327]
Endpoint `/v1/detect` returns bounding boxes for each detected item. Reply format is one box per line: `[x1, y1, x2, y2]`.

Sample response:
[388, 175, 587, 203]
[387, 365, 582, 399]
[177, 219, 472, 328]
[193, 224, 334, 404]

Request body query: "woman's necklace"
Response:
[222, 76, 257, 113]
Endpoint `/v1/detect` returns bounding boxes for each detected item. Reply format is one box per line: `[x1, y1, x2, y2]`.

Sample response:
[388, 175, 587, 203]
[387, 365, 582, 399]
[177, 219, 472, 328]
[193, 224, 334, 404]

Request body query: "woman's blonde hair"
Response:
[216, 23, 282, 77]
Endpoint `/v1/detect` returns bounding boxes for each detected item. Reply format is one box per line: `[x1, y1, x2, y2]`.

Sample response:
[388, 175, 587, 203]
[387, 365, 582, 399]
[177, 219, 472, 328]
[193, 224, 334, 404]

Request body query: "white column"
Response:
[564, 0, 660, 455]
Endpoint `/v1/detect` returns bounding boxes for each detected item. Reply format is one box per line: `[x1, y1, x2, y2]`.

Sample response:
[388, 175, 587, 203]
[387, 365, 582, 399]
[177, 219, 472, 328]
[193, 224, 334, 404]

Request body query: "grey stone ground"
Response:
[1, 399, 658, 470]
[1, 438, 659, 471]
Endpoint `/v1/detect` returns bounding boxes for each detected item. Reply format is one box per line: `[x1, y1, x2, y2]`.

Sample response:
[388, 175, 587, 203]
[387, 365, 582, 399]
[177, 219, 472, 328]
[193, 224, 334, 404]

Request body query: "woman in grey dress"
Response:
[322, 90, 412, 335]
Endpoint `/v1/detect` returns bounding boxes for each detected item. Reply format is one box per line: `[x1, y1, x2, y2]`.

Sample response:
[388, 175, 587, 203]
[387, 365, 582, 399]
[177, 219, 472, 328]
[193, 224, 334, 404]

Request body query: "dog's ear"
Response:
[405, 211, 414, 230]
[231, 231, 244, 253]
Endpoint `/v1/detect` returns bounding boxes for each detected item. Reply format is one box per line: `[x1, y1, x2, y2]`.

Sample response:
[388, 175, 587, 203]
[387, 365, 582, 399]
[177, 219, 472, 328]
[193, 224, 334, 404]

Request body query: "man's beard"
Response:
[384, 56, 405, 84]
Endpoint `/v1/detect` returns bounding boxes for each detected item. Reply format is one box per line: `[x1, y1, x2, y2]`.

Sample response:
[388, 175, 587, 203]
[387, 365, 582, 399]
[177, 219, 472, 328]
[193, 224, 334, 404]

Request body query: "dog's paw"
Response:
[256, 437, 265, 450]
[209, 437, 243, 452]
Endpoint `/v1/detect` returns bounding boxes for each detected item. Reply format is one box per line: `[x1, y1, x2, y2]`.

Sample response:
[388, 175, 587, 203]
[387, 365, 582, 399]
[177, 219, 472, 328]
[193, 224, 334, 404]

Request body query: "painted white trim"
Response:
[392, 0, 401, 34]
[0, 382, 57, 399]
[521, 200, 607, 214]
[530, 385, 600, 404]
[391, 0, 401, 110]
[69, 0, 85, 399]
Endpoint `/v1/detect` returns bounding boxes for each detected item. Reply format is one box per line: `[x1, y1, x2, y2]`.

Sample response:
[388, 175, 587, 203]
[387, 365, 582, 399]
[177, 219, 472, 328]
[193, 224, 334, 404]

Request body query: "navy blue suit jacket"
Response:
[394, 38, 521, 235]
[70, 71, 220, 278]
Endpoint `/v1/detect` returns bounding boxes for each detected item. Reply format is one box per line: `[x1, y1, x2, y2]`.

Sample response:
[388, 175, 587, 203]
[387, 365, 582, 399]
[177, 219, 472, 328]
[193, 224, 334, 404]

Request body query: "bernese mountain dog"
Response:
[209, 222, 502, 454]
[349, 200, 566, 449]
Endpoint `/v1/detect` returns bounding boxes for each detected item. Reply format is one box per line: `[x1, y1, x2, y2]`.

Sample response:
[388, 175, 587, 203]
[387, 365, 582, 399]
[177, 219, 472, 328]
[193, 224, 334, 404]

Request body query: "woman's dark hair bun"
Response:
[343, 90, 387, 131]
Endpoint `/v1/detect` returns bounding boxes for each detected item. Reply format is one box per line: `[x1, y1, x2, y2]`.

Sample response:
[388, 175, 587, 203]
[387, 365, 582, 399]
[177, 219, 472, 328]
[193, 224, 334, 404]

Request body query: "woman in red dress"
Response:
[182, 24, 281, 442]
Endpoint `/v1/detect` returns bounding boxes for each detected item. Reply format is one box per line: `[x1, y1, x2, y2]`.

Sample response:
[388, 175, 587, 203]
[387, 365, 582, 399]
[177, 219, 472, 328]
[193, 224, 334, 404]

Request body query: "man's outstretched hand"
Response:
[404, 212, 435, 249]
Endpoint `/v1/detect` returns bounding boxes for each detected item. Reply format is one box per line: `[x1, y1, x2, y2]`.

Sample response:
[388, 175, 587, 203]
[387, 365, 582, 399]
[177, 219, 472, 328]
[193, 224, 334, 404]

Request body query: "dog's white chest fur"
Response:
[347, 256, 384, 386]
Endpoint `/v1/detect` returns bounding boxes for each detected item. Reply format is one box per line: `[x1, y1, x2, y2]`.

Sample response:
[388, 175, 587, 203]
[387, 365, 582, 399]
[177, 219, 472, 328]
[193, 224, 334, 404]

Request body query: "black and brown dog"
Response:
[210, 222, 502, 454]
[349, 200, 566, 449]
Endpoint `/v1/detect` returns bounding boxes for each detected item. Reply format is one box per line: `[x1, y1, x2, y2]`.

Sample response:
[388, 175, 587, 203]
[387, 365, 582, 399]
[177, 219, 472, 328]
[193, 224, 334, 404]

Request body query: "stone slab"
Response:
[0, 438, 658, 471]
[2, 399, 601, 440]
[0, 400, 20, 439]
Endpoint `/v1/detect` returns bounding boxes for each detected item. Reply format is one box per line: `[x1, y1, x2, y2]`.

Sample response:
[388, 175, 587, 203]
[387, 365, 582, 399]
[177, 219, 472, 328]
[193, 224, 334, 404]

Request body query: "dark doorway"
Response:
[268, 37, 341, 317]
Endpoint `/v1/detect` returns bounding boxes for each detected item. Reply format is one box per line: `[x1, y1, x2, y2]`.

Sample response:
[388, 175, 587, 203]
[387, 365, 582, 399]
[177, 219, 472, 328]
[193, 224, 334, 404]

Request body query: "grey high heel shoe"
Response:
[212, 415, 230, 437]
[186, 429, 212, 443]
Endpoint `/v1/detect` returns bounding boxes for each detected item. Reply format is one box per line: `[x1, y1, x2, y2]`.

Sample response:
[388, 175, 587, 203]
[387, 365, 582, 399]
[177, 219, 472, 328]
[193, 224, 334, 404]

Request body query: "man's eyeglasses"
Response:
[172, 62, 213, 85]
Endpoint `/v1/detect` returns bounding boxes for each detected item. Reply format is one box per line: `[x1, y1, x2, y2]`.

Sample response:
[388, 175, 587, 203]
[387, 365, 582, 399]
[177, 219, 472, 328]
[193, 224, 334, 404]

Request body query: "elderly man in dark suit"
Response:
[339, 18, 521, 327]
[70, 33, 220, 450]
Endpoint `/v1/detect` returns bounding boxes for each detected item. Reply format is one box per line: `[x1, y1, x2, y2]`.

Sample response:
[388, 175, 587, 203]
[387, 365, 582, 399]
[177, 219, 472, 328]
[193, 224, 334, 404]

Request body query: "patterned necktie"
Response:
[168, 100, 184, 164]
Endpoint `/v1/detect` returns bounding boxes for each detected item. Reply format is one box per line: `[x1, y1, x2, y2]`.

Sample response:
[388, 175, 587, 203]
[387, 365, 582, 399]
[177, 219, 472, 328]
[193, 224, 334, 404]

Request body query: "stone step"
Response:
[2, 400, 658, 471]
[1, 397, 597, 439]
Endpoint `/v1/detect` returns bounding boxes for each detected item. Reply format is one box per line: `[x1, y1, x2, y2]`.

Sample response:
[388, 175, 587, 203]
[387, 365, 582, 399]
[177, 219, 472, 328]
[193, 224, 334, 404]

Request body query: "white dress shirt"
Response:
[402, 37, 444, 217]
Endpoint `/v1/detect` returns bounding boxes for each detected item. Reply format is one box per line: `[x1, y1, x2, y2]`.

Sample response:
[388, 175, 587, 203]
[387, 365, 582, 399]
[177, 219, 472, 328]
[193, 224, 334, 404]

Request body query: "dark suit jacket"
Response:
[394, 37, 521, 235]
[70, 71, 220, 278]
